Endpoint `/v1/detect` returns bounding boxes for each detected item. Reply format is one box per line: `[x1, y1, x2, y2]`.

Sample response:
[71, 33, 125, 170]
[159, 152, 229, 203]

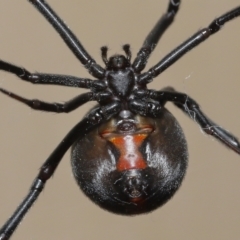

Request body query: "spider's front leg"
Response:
[0, 102, 121, 240]
[132, 0, 181, 73]
[134, 88, 240, 155]
[138, 5, 240, 84]
[28, 0, 105, 78]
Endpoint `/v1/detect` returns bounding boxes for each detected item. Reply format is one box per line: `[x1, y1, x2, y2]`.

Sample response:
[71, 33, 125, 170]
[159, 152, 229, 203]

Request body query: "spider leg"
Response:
[134, 88, 240, 154]
[0, 60, 106, 91]
[129, 98, 162, 118]
[132, 0, 180, 73]
[0, 88, 111, 113]
[139, 6, 240, 84]
[0, 102, 121, 240]
[28, 0, 105, 79]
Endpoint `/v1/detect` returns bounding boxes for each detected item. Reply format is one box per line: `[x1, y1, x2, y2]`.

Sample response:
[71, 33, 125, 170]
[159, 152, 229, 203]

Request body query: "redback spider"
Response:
[0, 0, 240, 239]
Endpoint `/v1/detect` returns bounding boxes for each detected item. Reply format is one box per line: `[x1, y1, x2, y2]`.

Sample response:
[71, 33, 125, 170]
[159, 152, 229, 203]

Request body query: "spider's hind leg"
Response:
[0, 88, 111, 113]
[134, 88, 240, 155]
[0, 102, 121, 240]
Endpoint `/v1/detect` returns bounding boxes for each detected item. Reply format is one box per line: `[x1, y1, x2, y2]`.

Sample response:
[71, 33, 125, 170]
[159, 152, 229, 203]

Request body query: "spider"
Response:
[0, 0, 240, 239]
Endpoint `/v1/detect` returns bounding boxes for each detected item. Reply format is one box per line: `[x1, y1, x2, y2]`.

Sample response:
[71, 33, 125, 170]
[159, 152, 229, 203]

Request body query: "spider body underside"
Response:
[0, 0, 240, 239]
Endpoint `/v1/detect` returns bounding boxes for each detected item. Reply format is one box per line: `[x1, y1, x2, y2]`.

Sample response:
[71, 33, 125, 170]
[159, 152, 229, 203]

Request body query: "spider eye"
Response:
[107, 55, 129, 70]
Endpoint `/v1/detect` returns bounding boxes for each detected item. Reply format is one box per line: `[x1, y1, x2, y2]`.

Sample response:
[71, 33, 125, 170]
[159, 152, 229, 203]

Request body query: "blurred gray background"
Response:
[0, 1, 239, 239]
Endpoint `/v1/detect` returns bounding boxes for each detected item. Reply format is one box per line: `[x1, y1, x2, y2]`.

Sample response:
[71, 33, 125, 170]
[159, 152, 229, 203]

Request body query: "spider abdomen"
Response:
[71, 109, 188, 215]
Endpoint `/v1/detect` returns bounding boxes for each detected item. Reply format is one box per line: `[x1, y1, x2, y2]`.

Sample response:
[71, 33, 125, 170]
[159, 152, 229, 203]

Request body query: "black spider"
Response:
[0, 0, 240, 239]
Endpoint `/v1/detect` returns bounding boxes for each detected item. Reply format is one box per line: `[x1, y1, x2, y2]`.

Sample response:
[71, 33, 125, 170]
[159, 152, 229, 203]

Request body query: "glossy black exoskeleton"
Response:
[72, 109, 187, 214]
[0, 0, 240, 239]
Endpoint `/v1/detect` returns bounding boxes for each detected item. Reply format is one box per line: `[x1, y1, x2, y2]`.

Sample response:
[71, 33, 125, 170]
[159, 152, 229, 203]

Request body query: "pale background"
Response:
[0, 1, 239, 239]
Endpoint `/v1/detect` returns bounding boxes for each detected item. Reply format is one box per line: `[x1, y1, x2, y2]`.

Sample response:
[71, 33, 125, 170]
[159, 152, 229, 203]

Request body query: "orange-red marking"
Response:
[108, 134, 148, 171]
